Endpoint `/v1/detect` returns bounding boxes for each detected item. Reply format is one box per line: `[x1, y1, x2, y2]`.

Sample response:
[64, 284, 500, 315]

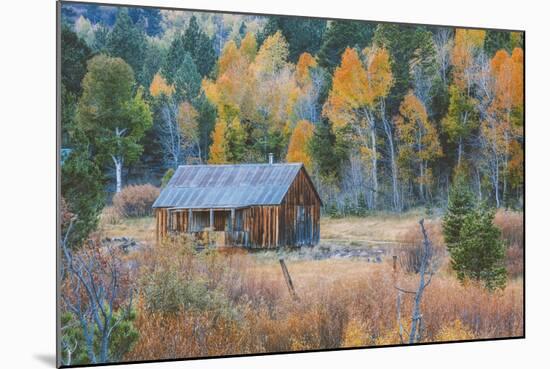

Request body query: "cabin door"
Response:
[296, 206, 306, 246]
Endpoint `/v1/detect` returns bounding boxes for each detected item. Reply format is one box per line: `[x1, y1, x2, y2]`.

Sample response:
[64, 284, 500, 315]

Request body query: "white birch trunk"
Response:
[112, 155, 122, 193]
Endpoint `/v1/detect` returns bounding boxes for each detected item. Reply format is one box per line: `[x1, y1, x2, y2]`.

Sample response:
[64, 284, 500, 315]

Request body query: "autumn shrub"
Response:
[506, 243, 524, 278]
[434, 319, 475, 342]
[100, 206, 123, 226]
[397, 220, 446, 273]
[341, 318, 371, 347]
[125, 239, 523, 361]
[112, 184, 159, 218]
[489, 210, 524, 278]
[494, 209, 524, 247]
[142, 269, 235, 318]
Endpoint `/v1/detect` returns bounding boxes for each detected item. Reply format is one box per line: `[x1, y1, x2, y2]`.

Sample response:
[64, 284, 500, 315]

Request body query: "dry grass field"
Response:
[96, 210, 523, 361]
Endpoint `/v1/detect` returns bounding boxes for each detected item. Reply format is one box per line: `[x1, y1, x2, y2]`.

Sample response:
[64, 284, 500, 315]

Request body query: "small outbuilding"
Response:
[152, 162, 322, 248]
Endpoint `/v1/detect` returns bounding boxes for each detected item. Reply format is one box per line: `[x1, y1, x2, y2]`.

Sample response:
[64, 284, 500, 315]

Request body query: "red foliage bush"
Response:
[112, 184, 160, 218]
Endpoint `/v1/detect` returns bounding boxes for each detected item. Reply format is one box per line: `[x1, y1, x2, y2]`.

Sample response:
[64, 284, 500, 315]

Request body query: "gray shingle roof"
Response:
[153, 163, 304, 209]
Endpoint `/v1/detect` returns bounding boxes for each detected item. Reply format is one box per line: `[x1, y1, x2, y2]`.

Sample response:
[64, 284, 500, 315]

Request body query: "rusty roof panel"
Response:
[153, 163, 304, 208]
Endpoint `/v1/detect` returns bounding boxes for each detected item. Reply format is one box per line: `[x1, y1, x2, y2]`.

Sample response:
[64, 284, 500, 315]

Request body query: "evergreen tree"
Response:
[173, 53, 202, 103]
[309, 119, 348, 180]
[163, 17, 216, 80]
[484, 30, 518, 56]
[182, 16, 217, 77]
[260, 16, 327, 63]
[92, 23, 110, 53]
[196, 96, 217, 163]
[61, 149, 105, 248]
[373, 25, 435, 114]
[442, 175, 475, 250]
[317, 20, 374, 72]
[128, 7, 162, 36]
[453, 206, 507, 290]
[106, 8, 147, 86]
[141, 41, 167, 92]
[163, 35, 186, 84]
[61, 25, 92, 95]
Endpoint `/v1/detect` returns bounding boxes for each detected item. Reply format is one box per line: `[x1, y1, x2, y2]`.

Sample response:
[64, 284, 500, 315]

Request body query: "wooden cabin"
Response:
[152, 163, 322, 248]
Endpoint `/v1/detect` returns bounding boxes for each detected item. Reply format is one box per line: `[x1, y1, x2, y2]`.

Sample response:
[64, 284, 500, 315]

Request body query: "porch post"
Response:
[188, 208, 193, 232]
[210, 208, 214, 230]
[230, 208, 235, 232]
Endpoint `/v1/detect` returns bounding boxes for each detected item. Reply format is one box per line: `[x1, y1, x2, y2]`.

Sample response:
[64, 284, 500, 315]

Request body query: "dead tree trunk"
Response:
[394, 218, 435, 344]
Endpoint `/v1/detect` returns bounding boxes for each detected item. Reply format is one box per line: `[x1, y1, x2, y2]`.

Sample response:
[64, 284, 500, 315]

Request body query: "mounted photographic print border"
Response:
[57, 0, 525, 367]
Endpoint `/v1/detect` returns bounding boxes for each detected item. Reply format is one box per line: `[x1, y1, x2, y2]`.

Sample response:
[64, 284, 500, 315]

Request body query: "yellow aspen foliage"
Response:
[364, 47, 394, 102]
[239, 32, 258, 62]
[487, 47, 524, 149]
[395, 92, 442, 186]
[491, 49, 515, 112]
[149, 73, 174, 97]
[451, 29, 486, 90]
[286, 120, 314, 171]
[218, 40, 241, 76]
[208, 119, 228, 164]
[253, 31, 289, 76]
[203, 38, 253, 122]
[177, 101, 199, 155]
[323, 47, 393, 129]
[510, 48, 524, 109]
[508, 140, 524, 188]
[323, 48, 369, 128]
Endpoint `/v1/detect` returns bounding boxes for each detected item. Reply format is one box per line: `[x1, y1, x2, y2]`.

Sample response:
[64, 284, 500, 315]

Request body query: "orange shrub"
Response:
[112, 184, 160, 218]
[123, 233, 523, 361]
[494, 210, 524, 278]
[100, 206, 122, 226]
[494, 209, 524, 247]
[396, 220, 447, 273]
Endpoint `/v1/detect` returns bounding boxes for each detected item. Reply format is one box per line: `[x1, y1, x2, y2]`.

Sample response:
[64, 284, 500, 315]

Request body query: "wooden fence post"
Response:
[279, 258, 299, 301]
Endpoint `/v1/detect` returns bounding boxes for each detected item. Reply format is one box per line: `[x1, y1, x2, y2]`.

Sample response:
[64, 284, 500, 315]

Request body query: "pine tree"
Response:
[173, 53, 202, 103]
[106, 8, 147, 86]
[317, 20, 374, 72]
[61, 25, 92, 95]
[453, 205, 507, 290]
[260, 16, 326, 63]
[309, 118, 348, 180]
[442, 175, 475, 250]
[182, 16, 216, 77]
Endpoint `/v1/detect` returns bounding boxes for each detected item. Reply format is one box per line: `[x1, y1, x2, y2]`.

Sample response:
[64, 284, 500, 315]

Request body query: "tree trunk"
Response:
[383, 117, 400, 212]
[457, 138, 463, 167]
[409, 219, 433, 344]
[112, 155, 123, 193]
[371, 127, 378, 209]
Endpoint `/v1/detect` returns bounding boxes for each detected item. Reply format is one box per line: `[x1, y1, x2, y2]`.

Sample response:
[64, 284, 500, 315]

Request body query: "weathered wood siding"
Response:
[155, 167, 321, 248]
[242, 206, 280, 249]
[278, 167, 321, 246]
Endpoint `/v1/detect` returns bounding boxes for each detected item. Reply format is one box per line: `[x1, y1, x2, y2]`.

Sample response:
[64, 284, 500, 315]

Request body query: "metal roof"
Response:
[153, 163, 305, 209]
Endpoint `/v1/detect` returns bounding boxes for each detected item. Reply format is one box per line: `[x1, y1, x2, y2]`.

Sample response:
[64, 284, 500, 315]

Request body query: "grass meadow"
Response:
[96, 210, 524, 361]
